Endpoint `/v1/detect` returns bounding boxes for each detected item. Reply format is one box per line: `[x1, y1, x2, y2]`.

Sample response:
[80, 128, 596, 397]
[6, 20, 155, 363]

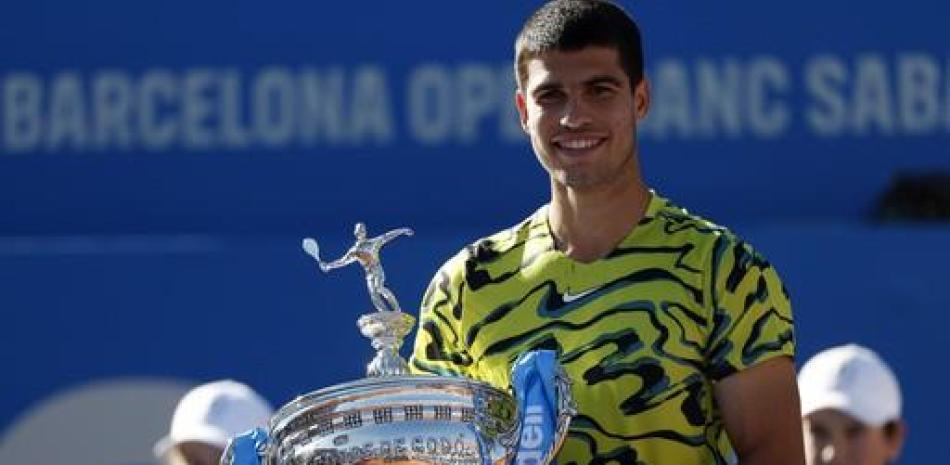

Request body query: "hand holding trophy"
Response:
[223, 223, 575, 465]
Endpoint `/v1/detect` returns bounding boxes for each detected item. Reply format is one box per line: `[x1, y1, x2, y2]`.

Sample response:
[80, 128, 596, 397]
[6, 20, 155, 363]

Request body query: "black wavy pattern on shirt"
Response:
[707, 238, 774, 360]
[615, 370, 708, 422]
[429, 304, 459, 346]
[707, 238, 792, 378]
[571, 414, 709, 445]
[479, 307, 710, 423]
[613, 301, 705, 372]
[465, 279, 561, 348]
[465, 232, 555, 292]
[607, 244, 702, 275]
[463, 221, 543, 289]
[478, 304, 655, 356]
[587, 357, 667, 404]
[506, 333, 564, 366]
[706, 236, 729, 353]
[467, 232, 706, 300]
[725, 241, 772, 293]
[420, 320, 473, 367]
[742, 275, 771, 313]
[467, 267, 703, 342]
[716, 274, 771, 349]
[563, 430, 645, 465]
[582, 370, 708, 426]
[680, 377, 708, 426]
[658, 301, 706, 351]
[427, 269, 464, 321]
[741, 308, 795, 365]
[706, 340, 738, 380]
[662, 222, 719, 236]
[571, 269, 702, 315]
[561, 328, 644, 365]
[479, 294, 707, 381]
[411, 357, 464, 376]
[576, 299, 705, 372]
[592, 448, 641, 465]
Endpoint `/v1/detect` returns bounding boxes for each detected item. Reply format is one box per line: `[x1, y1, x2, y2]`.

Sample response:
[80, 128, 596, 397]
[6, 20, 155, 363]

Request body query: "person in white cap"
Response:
[798, 344, 906, 465]
[154, 380, 273, 465]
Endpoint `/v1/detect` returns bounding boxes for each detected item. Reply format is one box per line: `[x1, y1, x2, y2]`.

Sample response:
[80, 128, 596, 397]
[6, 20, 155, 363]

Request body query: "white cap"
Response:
[153, 380, 273, 458]
[798, 344, 902, 426]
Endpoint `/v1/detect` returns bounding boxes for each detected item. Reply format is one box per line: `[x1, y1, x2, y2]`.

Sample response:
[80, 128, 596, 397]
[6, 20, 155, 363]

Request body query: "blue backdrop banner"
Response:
[1, 0, 948, 234]
[1, 1, 948, 464]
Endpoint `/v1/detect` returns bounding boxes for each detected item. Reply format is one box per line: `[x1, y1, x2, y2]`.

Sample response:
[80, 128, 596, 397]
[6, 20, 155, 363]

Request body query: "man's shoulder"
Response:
[644, 194, 773, 268]
[435, 212, 539, 279]
[650, 195, 777, 275]
[648, 195, 735, 243]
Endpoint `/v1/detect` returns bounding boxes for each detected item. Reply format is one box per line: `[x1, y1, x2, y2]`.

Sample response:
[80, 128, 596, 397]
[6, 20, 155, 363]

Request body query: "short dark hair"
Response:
[514, 0, 644, 90]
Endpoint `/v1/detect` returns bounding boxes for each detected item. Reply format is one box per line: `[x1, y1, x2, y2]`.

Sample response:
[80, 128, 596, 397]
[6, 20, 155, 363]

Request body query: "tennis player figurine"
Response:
[302, 223, 413, 313]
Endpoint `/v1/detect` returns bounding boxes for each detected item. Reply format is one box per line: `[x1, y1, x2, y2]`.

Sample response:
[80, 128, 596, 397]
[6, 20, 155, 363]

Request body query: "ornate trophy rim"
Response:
[269, 374, 516, 433]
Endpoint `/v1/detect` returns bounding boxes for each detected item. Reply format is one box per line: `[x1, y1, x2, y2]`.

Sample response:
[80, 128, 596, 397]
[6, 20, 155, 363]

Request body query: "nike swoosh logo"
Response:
[562, 288, 598, 303]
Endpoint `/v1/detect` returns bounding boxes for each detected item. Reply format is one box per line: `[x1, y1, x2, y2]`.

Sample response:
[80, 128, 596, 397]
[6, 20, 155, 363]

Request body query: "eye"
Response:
[845, 423, 866, 439]
[591, 84, 617, 98]
[535, 89, 565, 104]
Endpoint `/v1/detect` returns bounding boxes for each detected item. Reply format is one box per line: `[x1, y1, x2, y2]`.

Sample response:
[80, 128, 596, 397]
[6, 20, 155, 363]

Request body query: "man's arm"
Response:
[704, 237, 802, 464]
[715, 356, 805, 465]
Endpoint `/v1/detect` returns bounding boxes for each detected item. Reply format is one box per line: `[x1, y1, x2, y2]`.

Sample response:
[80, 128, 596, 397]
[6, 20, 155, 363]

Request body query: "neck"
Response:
[548, 173, 650, 263]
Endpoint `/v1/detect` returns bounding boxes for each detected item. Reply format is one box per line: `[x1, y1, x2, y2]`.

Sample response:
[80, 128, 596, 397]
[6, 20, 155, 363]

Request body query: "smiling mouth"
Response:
[553, 137, 606, 154]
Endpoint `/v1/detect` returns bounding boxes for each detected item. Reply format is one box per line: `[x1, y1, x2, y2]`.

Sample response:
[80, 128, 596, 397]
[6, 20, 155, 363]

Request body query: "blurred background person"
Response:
[154, 380, 273, 465]
[798, 344, 906, 465]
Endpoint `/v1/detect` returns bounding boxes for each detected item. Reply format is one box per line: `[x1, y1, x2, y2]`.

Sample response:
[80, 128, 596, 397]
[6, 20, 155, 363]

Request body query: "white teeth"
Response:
[560, 139, 599, 149]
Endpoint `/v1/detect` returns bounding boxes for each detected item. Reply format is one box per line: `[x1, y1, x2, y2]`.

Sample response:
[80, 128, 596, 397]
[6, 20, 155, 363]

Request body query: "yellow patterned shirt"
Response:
[409, 193, 795, 465]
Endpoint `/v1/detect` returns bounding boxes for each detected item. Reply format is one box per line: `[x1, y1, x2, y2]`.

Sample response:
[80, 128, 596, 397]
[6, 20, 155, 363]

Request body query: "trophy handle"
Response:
[219, 428, 273, 465]
[504, 360, 578, 465]
[543, 364, 577, 465]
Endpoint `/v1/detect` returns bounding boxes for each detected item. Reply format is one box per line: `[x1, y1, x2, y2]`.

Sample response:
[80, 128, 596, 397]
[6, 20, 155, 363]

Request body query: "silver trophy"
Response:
[239, 224, 575, 465]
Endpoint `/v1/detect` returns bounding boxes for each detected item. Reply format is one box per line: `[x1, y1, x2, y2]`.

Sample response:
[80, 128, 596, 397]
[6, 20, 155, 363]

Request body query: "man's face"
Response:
[516, 46, 649, 192]
[163, 441, 224, 465]
[803, 409, 904, 465]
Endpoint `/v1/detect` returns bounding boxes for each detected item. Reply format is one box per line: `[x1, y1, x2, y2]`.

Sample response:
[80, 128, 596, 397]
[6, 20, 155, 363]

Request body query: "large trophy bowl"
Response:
[267, 375, 519, 465]
[234, 224, 575, 465]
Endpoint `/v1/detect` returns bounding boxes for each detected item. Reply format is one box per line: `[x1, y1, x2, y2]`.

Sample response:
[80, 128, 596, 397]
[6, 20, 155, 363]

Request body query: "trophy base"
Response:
[358, 312, 415, 377]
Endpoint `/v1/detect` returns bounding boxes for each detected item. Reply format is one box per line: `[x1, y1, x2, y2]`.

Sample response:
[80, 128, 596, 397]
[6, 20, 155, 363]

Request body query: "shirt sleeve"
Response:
[409, 254, 474, 377]
[704, 235, 795, 381]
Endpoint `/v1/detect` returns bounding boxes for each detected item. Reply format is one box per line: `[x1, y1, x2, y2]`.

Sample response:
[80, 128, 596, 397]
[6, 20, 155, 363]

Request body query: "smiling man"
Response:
[409, 1, 803, 464]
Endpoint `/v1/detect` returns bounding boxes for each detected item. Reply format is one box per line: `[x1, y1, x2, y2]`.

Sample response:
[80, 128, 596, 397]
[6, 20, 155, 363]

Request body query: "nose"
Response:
[819, 444, 835, 464]
[817, 441, 849, 465]
[559, 97, 593, 129]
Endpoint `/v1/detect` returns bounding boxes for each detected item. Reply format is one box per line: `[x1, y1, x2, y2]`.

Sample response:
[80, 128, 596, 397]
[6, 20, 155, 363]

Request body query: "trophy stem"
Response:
[357, 311, 416, 377]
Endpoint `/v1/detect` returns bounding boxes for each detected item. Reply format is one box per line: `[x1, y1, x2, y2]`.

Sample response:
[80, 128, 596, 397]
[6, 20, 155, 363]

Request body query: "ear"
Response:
[634, 77, 651, 120]
[515, 91, 529, 133]
[884, 420, 907, 463]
